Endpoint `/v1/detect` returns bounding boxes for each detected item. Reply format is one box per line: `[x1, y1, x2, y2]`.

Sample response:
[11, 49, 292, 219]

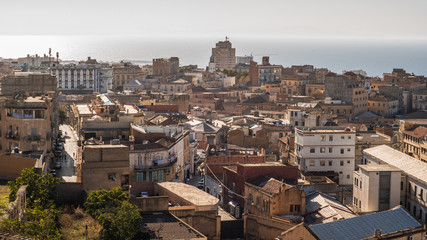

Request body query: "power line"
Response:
[205, 163, 246, 199]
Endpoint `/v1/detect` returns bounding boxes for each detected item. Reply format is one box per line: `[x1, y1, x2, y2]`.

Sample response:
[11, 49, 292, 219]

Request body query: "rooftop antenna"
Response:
[225, 36, 229, 41]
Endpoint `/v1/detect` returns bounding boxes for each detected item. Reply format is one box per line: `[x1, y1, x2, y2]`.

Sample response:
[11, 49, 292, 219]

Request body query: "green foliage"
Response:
[59, 108, 67, 125]
[1, 168, 62, 239]
[98, 201, 150, 240]
[8, 168, 60, 209]
[221, 69, 249, 83]
[1, 205, 61, 240]
[84, 188, 150, 240]
[84, 187, 128, 218]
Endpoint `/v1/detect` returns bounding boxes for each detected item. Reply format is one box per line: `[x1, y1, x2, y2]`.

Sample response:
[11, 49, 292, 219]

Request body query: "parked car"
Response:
[139, 192, 149, 197]
[56, 143, 64, 151]
[197, 180, 204, 189]
[54, 161, 62, 169]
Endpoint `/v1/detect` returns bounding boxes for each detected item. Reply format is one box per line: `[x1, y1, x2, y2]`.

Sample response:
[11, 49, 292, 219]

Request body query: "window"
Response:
[321, 135, 326, 141]
[152, 171, 157, 182]
[136, 172, 144, 182]
[415, 186, 417, 196]
[320, 147, 325, 153]
[341, 136, 345, 139]
[310, 148, 315, 153]
[340, 160, 344, 166]
[348, 136, 351, 139]
[359, 201, 361, 209]
[400, 182, 403, 190]
[409, 183, 412, 194]
[347, 174, 350, 179]
[320, 160, 325, 166]
[347, 148, 351, 152]
[329, 148, 333, 153]
[310, 161, 315, 166]
[340, 149, 344, 154]
[108, 173, 116, 181]
[360, 181, 362, 189]
[328, 160, 333, 166]
[421, 189, 424, 200]
[329, 136, 333, 141]
[158, 170, 163, 182]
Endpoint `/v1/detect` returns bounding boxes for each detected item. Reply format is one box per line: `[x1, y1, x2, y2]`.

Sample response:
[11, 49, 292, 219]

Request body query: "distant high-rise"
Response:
[211, 37, 236, 71]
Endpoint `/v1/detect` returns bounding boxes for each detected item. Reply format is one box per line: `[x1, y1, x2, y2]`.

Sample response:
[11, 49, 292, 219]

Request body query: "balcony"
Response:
[24, 135, 42, 142]
[134, 156, 178, 171]
[6, 133, 19, 141]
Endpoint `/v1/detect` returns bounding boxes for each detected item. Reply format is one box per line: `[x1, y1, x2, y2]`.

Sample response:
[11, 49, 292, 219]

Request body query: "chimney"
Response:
[129, 135, 135, 151]
[374, 229, 381, 238]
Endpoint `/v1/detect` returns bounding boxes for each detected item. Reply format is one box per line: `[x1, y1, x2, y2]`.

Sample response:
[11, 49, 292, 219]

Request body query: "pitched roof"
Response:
[261, 178, 287, 195]
[124, 79, 142, 86]
[243, 96, 267, 104]
[363, 145, 427, 185]
[308, 206, 421, 240]
[192, 122, 219, 133]
[403, 126, 427, 138]
[398, 111, 427, 120]
[305, 192, 356, 224]
[355, 111, 379, 118]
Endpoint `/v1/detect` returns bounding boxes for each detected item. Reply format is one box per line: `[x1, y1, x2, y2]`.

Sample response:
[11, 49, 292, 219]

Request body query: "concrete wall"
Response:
[279, 223, 317, 240]
[244, 214, 296, 240]
[130, 196, 169, 212]
[170, 207, 220, 240]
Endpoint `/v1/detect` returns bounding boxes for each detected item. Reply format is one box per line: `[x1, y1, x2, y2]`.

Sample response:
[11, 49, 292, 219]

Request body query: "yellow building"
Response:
[113, 62, 143, 89]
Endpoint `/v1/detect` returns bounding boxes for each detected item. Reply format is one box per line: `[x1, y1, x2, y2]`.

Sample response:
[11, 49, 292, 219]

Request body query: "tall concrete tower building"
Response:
[211, 37, 236, 71]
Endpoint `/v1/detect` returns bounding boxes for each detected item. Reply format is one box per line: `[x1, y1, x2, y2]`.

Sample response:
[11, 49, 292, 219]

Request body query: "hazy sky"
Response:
[2, 0, 427, 40]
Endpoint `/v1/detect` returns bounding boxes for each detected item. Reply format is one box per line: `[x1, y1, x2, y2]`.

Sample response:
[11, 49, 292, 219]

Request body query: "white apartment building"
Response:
[353, 162, 401, 213]
[153, 79, 191, 94]
[50, 64, 113, 93]
[363, 145, 427, 223]
[295, 126, 356, 185]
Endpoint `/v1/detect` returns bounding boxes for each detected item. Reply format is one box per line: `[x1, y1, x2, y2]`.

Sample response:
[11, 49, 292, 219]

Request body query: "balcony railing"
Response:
[134, 157, 178, 171]
[6, 134, 19, 140]
[24, 135, 42, 142]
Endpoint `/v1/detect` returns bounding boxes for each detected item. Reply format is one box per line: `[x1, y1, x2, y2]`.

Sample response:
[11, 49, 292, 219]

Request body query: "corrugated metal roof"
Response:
[364, 145, 427, 185]
[309, 206, 421, 240]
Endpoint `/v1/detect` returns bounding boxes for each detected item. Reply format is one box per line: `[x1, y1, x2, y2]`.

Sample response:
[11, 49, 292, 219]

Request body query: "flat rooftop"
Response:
[76, 104, 93, 115]
[157, 182, 219, 209]
[84, 144, 127, 149]
[356, 133, 391, 143]
[359, 163, 401, 172]
[296, 126, 355, 133]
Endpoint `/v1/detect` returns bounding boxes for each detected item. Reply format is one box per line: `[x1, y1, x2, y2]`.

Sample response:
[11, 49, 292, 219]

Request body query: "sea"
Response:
[0, 35, 426, 77]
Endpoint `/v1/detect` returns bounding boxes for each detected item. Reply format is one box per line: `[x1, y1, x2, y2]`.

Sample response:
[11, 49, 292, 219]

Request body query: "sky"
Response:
[1, 0, 427, 40]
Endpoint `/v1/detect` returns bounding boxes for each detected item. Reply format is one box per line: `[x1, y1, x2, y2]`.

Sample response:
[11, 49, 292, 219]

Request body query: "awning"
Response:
[228, 200, 239, 207]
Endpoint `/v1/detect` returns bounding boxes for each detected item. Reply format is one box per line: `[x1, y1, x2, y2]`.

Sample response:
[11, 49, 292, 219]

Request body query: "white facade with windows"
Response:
[364, 145, 427, 223]
[295, 126, 356, 185]
[353, 163, 401, 213]
[50, 64, 113, 93]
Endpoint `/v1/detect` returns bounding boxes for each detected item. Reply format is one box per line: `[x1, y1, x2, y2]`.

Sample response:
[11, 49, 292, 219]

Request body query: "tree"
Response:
[8, 168, 60, 209]
[59, 108, 67, 125]
[84, 187, 128, 218]
[84, 188, 150, 240]
[98, 201, 150, 240]
[1, 168, 62, 239]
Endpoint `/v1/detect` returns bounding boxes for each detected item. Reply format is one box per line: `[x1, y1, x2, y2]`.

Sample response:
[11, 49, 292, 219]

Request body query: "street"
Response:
[56, 124, 78, 182]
